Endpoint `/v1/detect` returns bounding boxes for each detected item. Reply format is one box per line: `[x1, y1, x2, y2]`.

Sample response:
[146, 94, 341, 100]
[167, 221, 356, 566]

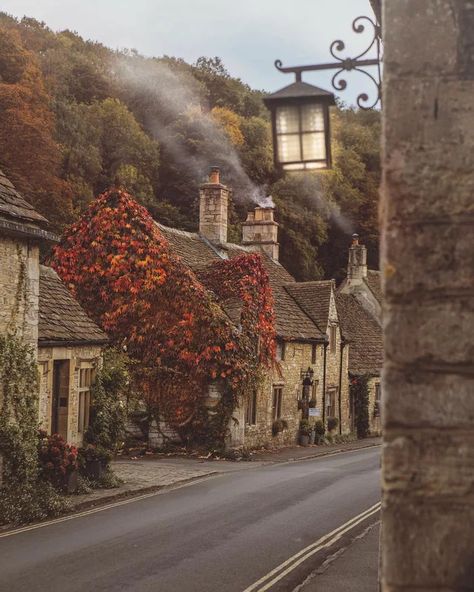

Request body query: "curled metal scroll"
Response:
[274, 15, 382, 110]
[329, 16, 382, 109]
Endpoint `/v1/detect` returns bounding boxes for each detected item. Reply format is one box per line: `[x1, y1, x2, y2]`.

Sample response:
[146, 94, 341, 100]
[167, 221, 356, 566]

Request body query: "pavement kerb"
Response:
[250, 439, 381, 465]
[69, 471, 221, 513]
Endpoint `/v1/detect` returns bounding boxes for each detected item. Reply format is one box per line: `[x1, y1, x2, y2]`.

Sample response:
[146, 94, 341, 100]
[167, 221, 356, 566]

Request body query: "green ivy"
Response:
[351, 374, 370, 439]
[0, 334, 69, 525]
[85, 348, 129, 452]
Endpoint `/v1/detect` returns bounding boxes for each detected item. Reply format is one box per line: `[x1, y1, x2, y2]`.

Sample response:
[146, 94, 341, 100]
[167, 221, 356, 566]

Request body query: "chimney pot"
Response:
[352, 233, 359, 246]
[209, 166, 220, 185]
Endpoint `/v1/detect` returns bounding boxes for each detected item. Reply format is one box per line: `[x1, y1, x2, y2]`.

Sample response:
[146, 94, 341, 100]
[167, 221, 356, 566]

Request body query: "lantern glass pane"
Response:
[276, 106, 299, 134]
[302, 132, 326, 161]
[301, 103, 325, 132]
[278, 133, 301, 163]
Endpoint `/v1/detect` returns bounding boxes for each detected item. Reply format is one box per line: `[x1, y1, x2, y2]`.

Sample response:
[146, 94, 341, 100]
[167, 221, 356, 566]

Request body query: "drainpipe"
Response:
[322, 338, 329, 426]
[338, 338, 346, 435]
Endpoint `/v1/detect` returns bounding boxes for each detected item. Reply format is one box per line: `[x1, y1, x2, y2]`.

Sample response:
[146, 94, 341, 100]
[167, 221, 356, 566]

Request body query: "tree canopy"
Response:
[0, 13, 381, 279]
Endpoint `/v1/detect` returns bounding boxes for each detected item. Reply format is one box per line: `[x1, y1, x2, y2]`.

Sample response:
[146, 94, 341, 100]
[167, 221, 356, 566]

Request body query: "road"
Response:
[0, 447, 380, 592]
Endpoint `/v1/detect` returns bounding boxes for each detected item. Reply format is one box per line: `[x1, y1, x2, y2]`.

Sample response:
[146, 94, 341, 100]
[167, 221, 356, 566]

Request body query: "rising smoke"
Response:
[113, 55, 353, 234]
[113, 55, 266, 205]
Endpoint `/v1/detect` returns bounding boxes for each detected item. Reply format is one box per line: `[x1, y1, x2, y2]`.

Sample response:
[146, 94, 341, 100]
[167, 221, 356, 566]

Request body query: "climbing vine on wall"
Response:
[52, 188, 275, 445]
[350, 374, 370, 438]
[0, 334, 68, 525]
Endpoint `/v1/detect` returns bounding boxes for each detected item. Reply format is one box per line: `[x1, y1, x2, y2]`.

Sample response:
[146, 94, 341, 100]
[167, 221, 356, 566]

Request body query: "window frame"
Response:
[245, 390, 257, 426]
[78, 365, 95, 434]
[272, 386, 283, 421]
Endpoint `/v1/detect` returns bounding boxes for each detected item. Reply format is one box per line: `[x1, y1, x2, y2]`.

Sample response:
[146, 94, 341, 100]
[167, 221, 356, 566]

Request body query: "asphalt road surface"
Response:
[0, 447, 381, 592]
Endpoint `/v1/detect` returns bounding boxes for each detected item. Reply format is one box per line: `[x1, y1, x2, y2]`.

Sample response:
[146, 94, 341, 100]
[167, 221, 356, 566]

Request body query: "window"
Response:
[272, 386, 283, 420]
[275, 104, 327, 170]
[78, 367, 94, 434]
[245, 390, 257, 425]
[329, 325, 337, 354]
[326, 387, 338, 419]
[374, 383, 382, 417]
[311, 343, 317, 364]
[276, 341, 286, 362]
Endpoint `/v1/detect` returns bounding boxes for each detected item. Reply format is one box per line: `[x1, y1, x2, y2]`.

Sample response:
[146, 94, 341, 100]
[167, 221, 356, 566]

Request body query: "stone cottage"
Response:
[155, 167, 351, 448]
[0, 169, 108, 446]
[337, 234, 383, 434]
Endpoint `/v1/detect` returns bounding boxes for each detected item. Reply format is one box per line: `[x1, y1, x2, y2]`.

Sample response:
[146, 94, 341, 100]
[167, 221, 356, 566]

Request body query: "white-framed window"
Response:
[326, 387, 338, 419]
[78, 366, 95, 434]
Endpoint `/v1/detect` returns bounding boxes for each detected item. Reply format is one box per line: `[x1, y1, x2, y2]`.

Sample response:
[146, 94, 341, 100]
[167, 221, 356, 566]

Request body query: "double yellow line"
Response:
[243, 501, 381, 592]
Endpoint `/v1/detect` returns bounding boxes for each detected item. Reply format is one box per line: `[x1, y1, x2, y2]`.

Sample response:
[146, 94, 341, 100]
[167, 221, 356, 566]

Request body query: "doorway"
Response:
[51, 360, 70, 439]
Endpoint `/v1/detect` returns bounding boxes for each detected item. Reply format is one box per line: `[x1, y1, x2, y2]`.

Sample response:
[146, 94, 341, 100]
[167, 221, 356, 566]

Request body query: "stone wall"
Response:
[38, 344, 102, 446]
[0, 236, 39, 349]
[367, 376, 381, 436]
[243, 335, 351, 449]
[381, 1, 474, 589]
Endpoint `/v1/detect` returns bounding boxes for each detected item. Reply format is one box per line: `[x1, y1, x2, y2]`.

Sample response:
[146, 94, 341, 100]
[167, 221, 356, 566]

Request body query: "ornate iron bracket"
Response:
[275, 16, 382, 110]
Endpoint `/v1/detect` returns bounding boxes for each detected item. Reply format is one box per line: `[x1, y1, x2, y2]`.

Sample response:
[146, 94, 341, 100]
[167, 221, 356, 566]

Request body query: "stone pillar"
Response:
[381, 1, 474, 590]
[199, 166, 229, 244]
[242, 205, 279, 261]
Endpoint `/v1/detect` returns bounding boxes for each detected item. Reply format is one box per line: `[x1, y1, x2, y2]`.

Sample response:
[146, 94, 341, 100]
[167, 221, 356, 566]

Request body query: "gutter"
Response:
[322, 338, 329, 426]
[38, 338, 109, 348]
[0, 218, 58, 242]
[338, 337, 346, 435]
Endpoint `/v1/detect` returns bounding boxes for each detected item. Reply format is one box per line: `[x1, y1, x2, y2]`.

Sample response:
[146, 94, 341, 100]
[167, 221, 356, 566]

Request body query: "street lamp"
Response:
[263, 81, 335, 171]
[265, 15, 382, 171]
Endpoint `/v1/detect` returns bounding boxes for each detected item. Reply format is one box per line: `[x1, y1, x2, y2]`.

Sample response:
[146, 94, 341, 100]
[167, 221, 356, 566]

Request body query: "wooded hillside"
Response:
[0, 14, 380, 281]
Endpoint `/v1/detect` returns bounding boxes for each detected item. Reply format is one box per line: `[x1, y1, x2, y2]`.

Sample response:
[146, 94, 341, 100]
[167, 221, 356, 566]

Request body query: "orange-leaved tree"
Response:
[52, 188, 275, 444]
[0, 26, 73, 229]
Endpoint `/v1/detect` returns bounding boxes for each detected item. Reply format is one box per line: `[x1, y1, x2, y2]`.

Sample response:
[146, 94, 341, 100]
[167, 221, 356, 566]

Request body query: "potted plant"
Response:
[272, 418, 288, 437]
[79, 444, 111, 481]
[327, 417, 339, 433]
[299, 419, 311, 446]
[313, 420, 326, 444]
[38, 430, 79, 493]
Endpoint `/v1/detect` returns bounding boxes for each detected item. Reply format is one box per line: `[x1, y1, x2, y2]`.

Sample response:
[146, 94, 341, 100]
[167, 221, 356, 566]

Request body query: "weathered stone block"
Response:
[383, 430, 474, 497]
[384, 300, 474, 367]
[381, 496, 474, 589]
[383, 366, 474, 430]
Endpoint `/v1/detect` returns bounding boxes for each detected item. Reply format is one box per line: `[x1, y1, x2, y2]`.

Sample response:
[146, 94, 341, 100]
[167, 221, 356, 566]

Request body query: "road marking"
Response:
[242, 502, 381, 592]
[0, 475, 217, 539]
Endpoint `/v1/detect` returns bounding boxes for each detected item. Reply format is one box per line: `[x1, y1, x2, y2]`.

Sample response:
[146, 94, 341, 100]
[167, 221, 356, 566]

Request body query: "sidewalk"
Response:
[249, 436, 381, 463]
[300, 522, 380, 592]
[70, 437, 381, 512]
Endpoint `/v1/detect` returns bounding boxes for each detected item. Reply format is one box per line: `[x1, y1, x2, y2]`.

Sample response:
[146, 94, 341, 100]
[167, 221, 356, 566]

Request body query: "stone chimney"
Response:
[347, 233, 367, 282]
[199, 166, 229, 244]
[242, 203, 279, 261]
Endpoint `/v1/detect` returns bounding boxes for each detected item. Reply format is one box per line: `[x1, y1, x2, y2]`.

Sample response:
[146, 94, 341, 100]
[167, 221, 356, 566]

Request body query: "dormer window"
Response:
[276, 341, 286, 361]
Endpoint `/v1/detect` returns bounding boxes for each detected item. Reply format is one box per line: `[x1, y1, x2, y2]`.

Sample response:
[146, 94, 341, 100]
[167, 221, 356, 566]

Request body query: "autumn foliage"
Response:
[52, 188, 275, 442]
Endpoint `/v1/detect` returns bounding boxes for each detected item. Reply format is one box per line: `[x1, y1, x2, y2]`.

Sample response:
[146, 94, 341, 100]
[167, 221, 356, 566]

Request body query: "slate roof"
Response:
[336, 292, 383, 376]
[38, 265, 109, 346]
[364, 270, 382, 306]
[157, 223, 220, 270]
[154, 223, 324, 341]
[0, 169, 47, 225]
[285, 281, 333, 334]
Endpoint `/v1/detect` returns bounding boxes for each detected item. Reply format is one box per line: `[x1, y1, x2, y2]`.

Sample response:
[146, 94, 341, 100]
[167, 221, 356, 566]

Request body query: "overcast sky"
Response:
[2, 0, 377, 105]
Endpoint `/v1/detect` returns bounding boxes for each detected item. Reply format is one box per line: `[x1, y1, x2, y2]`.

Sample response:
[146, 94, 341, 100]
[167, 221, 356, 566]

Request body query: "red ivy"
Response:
[52, 188, 275, 435]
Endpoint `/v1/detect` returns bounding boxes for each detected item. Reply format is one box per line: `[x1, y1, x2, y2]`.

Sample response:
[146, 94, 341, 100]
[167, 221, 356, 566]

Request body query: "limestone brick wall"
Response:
[38, 344, 102, 446]
[242, 335, 351, 449]
[0, 236, 39, 349]
[381, 1, 474, 589]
